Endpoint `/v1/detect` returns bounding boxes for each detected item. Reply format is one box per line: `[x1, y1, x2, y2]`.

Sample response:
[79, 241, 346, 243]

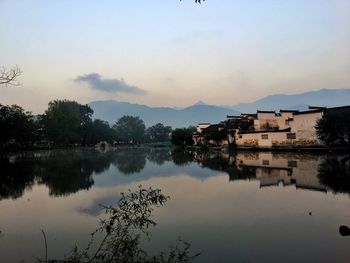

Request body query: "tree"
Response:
[113, 116, 146, 144]
[0, 66, 22, 86]
[146, 123, 172, 142]
[0, 104, 37, 149]
[41, 100, 93, 146]
[316, 107, 350, 147]
[171, 126, 196, 146]
[46, 187, 199, 262]
[85, 119, 116, 145]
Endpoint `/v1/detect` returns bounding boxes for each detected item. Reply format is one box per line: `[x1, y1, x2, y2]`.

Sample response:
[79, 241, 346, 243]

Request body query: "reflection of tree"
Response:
[146, 148, 172, 165]
[37, 152, 94, 197]
[37, 150, 118, 197]
[113, 150, 147, 175]
[0, 157, 35, 200]
[318, 155, 350, 194]
[196, 152, 256, 180]
[0, 150, 116, 200]
[171, 149, 194, 166]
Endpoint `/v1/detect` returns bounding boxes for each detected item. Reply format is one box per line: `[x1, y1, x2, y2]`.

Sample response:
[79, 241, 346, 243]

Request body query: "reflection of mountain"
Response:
[196, 151, 350, 194]
[2, 149, 349, 201]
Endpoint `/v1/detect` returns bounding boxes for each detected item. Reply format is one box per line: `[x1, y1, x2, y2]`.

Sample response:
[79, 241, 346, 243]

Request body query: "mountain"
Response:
[89, 100, 240, 128]
[231, 88, 350, 113]
[89, 88, 349, 128]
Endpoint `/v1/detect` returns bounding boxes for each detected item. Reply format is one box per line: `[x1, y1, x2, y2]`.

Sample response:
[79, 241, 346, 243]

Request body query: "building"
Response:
[192, 105, 341, 148]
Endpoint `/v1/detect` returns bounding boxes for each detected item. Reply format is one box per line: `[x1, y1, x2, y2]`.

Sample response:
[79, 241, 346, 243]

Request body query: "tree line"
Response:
[0, 100, 195, 150]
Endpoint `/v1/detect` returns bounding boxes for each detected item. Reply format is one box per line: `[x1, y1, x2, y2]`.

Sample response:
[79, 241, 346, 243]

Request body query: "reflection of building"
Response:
[235, 152, 327, 191]
[195, 151, 328, 192]
[193, 106, 349, 148]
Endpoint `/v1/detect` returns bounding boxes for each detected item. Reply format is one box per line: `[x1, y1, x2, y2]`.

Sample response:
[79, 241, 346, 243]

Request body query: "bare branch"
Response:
[0, 65, 22, 86]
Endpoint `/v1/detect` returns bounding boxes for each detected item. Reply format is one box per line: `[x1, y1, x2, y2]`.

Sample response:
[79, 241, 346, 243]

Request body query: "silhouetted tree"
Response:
[113, 116, 146, 144]
[41, 100, 93, 146]
[0, 104, 37, 149]
[146, 123, 172, 142]
[0, 66, 21, 86]
[86, 119, 116, 145]
[171, 126, 196, 146]
[48, 187, 199, 262]
[316, 107, 350, 147]
[318, 155, 350, 194]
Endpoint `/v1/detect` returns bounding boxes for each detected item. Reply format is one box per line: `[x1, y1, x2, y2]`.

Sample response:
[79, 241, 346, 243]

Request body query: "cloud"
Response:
[75, 73, 147, 94]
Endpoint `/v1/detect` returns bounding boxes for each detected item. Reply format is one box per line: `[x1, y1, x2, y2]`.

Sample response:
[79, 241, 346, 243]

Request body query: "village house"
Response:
[193, 106, 332, 148]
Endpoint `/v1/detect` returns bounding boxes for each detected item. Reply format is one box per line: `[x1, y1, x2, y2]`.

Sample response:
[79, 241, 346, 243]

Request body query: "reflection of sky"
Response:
[94, 160, 220, 187]
[0, 152, 350, 262]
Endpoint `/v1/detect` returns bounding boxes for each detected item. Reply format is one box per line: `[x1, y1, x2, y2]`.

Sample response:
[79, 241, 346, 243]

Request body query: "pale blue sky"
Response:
[1, 0, 349, 113]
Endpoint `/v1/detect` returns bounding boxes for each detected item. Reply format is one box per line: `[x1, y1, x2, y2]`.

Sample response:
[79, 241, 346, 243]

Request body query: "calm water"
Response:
[0, 148, 349, 262]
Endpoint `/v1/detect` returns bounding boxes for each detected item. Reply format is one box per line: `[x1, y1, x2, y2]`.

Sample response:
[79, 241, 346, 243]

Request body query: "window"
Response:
[262, 160, 270, 165]
[261, 134, 268, 140]
[287, 133, 296, 139]
[288, 161, 298, 168]
[285, 120, 290, 125]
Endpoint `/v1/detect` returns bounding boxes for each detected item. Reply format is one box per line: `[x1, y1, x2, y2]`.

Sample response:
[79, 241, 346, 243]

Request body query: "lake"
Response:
[0, 148, 349, 262]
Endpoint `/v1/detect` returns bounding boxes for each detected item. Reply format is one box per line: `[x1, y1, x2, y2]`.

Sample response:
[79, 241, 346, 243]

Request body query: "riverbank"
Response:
[191, 145, 349, 153]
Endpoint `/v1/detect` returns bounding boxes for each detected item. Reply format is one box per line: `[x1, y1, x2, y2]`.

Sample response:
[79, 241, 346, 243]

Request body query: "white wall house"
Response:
[236, 108, 324, 148]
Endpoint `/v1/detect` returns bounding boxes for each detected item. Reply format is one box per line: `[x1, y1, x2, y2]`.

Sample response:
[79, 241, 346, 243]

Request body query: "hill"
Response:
[231, 88, 350, 112]
[89, 101, 239, 128]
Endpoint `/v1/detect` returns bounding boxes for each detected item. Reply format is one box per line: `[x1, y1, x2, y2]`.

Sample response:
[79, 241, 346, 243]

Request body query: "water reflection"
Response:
[1, 148, 350, 262]
[318, 155, 350, 194]
[195, 151, 350, 195]
[0, 149, 349, 201]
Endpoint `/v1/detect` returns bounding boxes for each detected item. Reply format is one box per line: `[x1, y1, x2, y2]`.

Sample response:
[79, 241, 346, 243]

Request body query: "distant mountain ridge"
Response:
[89, 88, 350, 128]
[89, 100, 239, 128]
[231, 88, 350, 113]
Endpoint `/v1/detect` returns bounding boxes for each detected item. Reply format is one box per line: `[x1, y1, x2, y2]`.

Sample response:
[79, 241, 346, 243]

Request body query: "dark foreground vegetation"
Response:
[38, 187, 199, 263]
[0, 100, 195, 151]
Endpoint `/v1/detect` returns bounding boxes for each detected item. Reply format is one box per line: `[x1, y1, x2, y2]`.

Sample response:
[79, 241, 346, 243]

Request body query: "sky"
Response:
[1, 0, 349, 113]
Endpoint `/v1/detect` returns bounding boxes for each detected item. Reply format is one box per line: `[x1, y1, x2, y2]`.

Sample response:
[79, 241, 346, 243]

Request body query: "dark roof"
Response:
[326, 105, 350, 112]
[280, 110, 299, 113]
[257, 110, 276, 114]
[293, 109, 324, 115]
[308, 106, 326, 110]
[239, 127, 291, 134]
[227, 115, 243, 119]
[241, 113, 258, 118]
[198, 122, 211, 125]
[202, 124, 225, 133]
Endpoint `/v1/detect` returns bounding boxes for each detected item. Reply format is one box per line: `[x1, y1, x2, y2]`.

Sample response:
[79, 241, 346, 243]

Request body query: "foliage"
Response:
[171, 127, 196, 146]
[203, 127, 227, 145]
[41, 100, 94, 146]
[316, 107, 350, 147]
[86, 119, 116, 145]
[44, 187, 199, 262]
[146, 123, 172, 142]
[113, 150, 147, 175]
[113, 115, 146, 144]
[318, 155, 350, 194]
[171, 149, 194, 166]
[0, 104, 37, 149]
